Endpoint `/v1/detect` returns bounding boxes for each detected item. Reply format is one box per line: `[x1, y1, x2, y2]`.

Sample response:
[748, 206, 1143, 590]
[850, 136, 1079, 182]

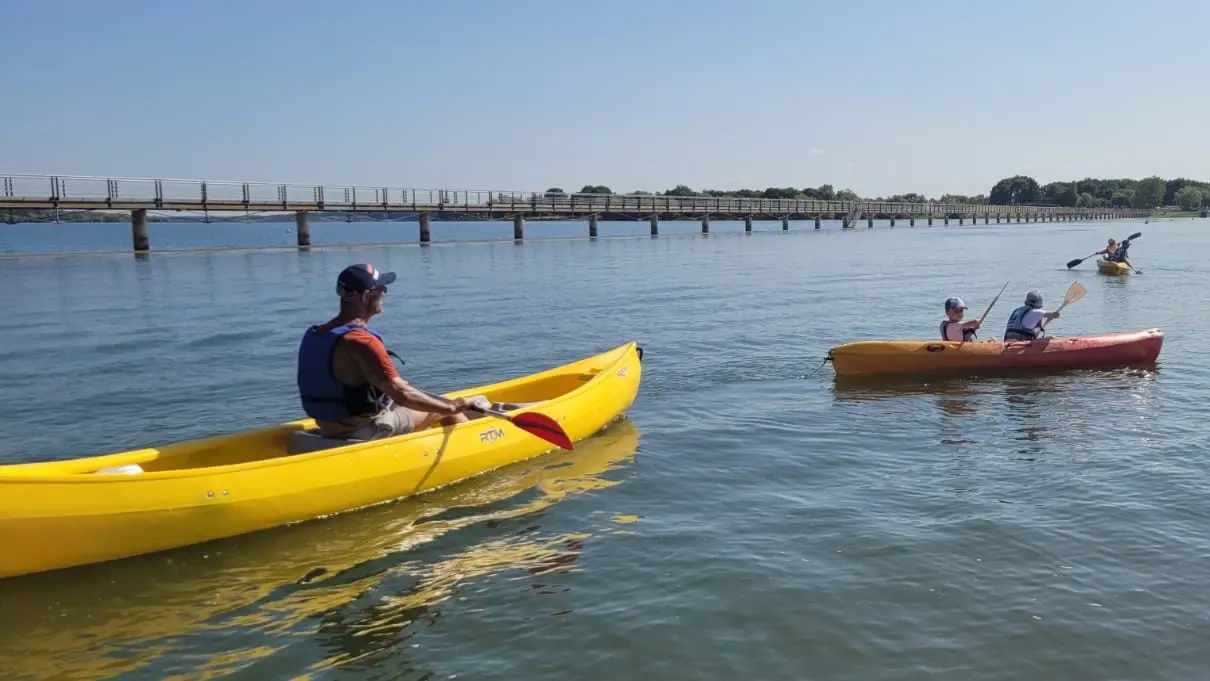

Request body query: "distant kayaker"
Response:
[1003, 290, 1060, 342]
[1108, 238, 1134, 266]
[940, 297, 981, 342]
[296, 263, 477, 440]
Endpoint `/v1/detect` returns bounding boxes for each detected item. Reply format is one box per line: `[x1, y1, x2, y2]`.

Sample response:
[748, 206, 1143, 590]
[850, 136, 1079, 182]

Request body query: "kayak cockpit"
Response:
[283, 399, 539, 455]
[0, 342, 636, 479]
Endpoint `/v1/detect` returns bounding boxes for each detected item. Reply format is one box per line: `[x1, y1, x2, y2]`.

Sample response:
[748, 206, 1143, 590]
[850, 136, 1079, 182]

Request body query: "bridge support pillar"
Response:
[650, 215, 659, 236]
[745, 216, 753, 233]
[959, 217, 964, 225]
[944, 217, 949, 226]
[814, 216, 821, 230]
[889, 217, 896, 227]
[295, 211, 311, 247]
[701, 216, 709, 234]
[513, 215, 524, 240]
[867, 217, 873, 228]
[131, 209, 149, 252]
[984, 215, 989, 224]
[782, 216, 789, 231]
[588, 214, 598, 238]
[928, 216, 934, 226]
[418, 213, 431, 244]
[910, 216, 915, 227]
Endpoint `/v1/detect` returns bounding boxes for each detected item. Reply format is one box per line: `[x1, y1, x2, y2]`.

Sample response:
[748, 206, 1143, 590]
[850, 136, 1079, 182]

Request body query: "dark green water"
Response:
[0, 217, 1205, 680]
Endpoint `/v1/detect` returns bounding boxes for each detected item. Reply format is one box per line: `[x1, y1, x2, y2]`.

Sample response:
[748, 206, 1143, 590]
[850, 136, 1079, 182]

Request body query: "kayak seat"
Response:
[286, 429, 367, 455]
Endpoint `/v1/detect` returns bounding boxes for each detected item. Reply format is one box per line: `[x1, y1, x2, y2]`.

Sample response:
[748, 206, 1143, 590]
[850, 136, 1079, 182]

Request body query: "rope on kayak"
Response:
[802, 351, 833, 378]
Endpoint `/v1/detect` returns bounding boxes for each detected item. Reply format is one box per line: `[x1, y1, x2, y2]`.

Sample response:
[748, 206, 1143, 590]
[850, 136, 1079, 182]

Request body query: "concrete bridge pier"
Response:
[513, 215, 524, 240]
[814, 216, 821, 229]
[701, 216, 709, 234]
[131, 208, 150, 252]
[418, 213, 431, 244]
[650, 215, 659, 236]
[782, 216, 789, 231]
[745, 216, 753, 233]
[588, 214, 598, 238]
[889, 217, 896, 227]
[294, 211, 311, 247]
[867, 217, 874, 228]
[910, 216, 915, 227]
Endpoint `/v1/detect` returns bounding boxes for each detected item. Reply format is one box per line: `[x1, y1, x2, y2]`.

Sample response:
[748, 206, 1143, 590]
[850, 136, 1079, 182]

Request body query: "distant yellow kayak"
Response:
[0, 341, 643, 579]
[1096, 258, 1131, 274]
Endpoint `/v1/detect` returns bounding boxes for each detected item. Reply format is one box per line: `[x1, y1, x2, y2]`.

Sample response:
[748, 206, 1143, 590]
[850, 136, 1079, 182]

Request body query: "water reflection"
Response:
[0, 419, 641, 681]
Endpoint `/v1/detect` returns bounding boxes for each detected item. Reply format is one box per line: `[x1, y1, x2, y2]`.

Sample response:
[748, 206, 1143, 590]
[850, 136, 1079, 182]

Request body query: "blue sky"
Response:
[3, 0, 1208, 198]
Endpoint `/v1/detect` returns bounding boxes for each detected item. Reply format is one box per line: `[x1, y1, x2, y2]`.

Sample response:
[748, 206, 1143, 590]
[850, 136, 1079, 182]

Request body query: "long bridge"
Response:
[0, 173, 1150, 252]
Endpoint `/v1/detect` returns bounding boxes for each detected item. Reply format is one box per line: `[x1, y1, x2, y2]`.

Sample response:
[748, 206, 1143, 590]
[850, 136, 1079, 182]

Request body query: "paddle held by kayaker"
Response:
[940, 297, 981, 342]
[1003, 289, 1060, 341]
[297, 263, 476, 440]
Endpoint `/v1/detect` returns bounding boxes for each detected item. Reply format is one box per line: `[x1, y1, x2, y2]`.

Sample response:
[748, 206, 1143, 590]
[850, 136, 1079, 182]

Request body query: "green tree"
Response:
[664, 184, 697, 196]
[1175, 185, 1204, 211]
[989, 175, 1041, 205]
[579, 185, 612, 194]
[1132, 176, 1165, 209]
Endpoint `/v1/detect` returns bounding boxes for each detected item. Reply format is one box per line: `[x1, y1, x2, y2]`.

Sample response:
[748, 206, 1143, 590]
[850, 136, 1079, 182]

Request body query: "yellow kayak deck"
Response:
[0, 341, 643, 579]
[1096, 258, 1131, 274]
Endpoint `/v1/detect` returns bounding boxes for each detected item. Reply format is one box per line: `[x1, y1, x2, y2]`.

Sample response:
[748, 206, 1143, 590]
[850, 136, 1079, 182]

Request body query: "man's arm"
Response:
[343, 333, 470, 415]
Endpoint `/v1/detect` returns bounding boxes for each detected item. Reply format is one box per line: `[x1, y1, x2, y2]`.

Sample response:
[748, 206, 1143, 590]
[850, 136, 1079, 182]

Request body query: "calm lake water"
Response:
[0, 216, 1207, 681]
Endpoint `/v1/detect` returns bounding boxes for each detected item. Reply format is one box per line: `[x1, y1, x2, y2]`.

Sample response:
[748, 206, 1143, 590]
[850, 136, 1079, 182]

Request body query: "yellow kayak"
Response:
[1097, 258, 1131, 274]
[0, 341, 643, 579]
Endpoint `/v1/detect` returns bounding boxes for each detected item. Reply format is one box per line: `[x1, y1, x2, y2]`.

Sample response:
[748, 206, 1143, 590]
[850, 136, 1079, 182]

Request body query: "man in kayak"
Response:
[1096, 239, 1117, 259]
[1003, 290, 1061, 341]
[297, 263, 477, 440]
[940, 297, 982, 342]
[1107, 237, 1134, 267]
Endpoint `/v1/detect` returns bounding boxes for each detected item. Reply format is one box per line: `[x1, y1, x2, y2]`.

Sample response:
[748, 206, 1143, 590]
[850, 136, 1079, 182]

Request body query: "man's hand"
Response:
[447, 396, 478, 414]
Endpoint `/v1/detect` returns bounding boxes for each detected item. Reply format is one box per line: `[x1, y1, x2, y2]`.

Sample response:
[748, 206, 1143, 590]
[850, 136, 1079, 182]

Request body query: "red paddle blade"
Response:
[510, 412, 574, 450]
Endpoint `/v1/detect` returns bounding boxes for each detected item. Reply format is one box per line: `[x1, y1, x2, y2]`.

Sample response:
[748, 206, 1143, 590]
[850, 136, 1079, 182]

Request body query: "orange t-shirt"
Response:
[332, 328, 398, 384]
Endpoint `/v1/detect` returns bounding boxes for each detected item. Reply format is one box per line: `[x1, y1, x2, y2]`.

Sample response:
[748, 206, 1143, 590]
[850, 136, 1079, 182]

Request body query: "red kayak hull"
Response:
[829, 328, 1165, 377]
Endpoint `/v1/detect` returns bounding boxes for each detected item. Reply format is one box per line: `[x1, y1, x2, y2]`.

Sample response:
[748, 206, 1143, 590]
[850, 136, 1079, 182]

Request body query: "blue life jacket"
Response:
[1003, 305, 1044, 341]
[1110, 241, 1130, 262]
[297, 323, 392, 421]
[940, 319, 977, 342]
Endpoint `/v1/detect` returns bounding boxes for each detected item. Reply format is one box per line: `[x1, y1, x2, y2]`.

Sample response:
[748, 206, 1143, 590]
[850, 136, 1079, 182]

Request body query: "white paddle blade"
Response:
[1064, 281, 1087, 305]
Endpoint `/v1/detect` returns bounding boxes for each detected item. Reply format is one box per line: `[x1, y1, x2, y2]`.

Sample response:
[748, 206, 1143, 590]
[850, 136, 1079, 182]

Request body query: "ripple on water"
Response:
[2, 220, 1210, 680]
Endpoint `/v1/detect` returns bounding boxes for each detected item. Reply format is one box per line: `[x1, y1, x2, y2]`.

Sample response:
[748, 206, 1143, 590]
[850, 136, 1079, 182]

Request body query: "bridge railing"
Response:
[0, 173, 1145, 216]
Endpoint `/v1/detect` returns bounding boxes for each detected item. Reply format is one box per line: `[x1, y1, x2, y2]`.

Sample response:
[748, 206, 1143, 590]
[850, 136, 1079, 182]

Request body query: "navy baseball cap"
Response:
[945, 297, 966, 311]
[337, 264, 396, 293]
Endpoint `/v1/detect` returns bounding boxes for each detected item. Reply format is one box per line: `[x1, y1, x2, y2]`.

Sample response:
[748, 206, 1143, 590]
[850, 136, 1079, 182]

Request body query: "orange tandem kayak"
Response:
[828, 328, 1164, 377]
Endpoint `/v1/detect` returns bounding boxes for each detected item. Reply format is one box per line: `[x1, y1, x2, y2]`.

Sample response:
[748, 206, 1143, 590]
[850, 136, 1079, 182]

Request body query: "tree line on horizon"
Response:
[546, 175, 1210, 211]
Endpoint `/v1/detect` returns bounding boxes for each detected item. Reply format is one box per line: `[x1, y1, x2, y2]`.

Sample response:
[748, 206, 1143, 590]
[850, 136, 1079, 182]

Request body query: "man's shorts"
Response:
[349, 404, 414, 441]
